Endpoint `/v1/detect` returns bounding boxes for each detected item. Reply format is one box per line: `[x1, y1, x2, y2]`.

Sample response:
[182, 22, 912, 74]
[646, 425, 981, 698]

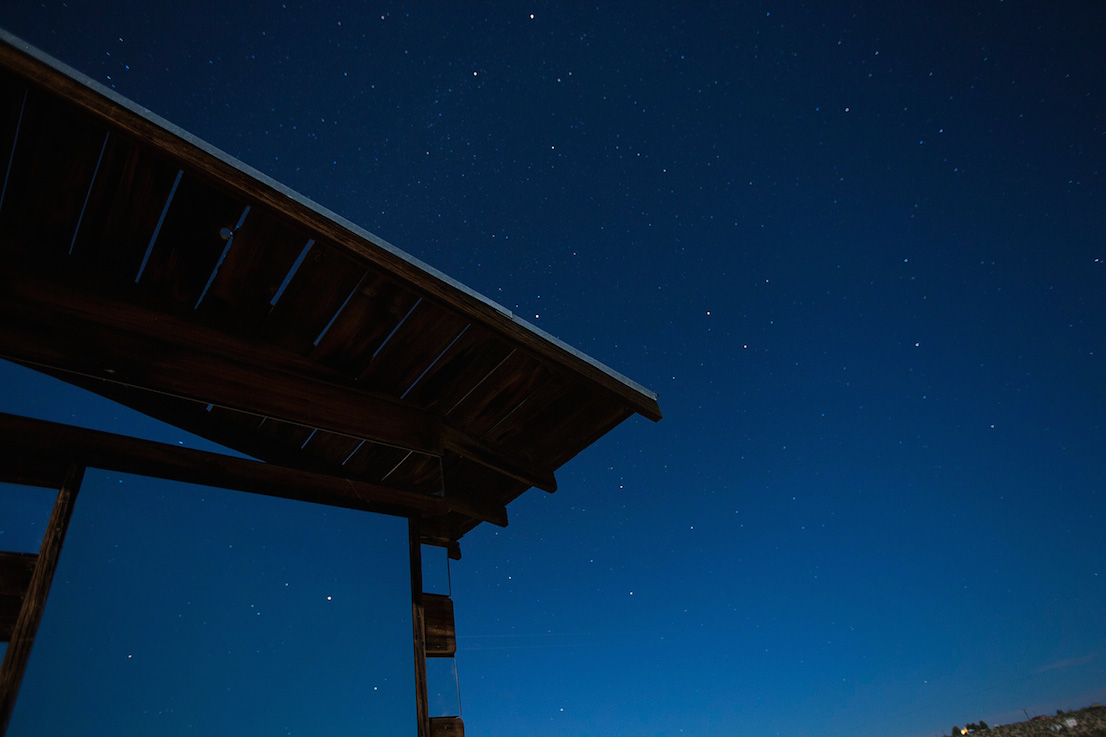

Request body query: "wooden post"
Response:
[0, 464, 85, 736]
[409, 516, 430, 737]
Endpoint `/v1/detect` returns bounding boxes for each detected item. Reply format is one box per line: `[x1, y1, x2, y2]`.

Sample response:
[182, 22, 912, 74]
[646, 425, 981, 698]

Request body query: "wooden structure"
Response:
[0, 30, 660, 736]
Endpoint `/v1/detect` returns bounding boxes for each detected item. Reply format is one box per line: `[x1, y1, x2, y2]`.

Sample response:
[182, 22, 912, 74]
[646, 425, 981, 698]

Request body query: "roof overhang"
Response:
[0, 30, 660, 549]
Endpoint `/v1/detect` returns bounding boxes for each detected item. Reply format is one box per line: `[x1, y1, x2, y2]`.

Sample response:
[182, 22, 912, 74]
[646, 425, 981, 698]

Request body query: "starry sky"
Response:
[0, 2, 1104, 736]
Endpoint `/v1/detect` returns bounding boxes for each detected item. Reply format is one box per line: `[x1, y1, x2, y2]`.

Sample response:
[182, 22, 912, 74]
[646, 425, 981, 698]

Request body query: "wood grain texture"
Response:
[0, 465, 83, 736]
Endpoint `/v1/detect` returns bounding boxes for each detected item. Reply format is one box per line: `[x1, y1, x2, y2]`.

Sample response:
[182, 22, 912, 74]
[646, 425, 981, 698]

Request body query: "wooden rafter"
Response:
[0, 412, 508, 527]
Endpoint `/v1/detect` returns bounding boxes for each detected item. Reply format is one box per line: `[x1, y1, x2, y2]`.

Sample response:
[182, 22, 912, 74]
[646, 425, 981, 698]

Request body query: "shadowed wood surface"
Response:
[0, 465, 83, 736]
[0, 31, 660, 547]
[423, 594, 458, 657]
[430, 717, 465, 737]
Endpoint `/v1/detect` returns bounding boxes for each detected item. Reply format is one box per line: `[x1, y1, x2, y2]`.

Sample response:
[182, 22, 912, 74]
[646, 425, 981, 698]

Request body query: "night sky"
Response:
[1, 2, 1104, 736]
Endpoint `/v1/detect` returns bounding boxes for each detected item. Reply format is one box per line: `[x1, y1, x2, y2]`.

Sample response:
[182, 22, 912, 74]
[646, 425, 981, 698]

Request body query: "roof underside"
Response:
[0, 32, 660, 547]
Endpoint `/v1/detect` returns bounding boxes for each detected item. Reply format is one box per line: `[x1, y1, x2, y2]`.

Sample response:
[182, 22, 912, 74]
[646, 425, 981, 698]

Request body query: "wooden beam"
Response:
[0, 267, 442, 457]
[409, 517, 430, 737]
[0, 266, 561, 495]
[423, 594, 457, 657]
[430, 717, 465, 736]
[0, 412, 514, 527]
[440, 489, 508, 529]
[0, 464, 83, 736]
[441, 424, 556, 493]
[0, 32, 663, 424]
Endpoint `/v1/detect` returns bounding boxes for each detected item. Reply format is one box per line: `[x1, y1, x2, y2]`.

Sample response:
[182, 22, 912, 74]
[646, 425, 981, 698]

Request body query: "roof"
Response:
[0, 31, 660, 550]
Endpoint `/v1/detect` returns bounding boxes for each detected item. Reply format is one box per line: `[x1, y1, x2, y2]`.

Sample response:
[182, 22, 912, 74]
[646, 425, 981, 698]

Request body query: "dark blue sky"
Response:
[1, 2, 1104, 736]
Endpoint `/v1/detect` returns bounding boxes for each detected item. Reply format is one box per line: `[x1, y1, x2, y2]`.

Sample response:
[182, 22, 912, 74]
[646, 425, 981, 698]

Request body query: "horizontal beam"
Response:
[0, 267, 558, 495]
[441, 425, 556, 493]
[0, 412, 505, 527]
[0, 268, 442, 456]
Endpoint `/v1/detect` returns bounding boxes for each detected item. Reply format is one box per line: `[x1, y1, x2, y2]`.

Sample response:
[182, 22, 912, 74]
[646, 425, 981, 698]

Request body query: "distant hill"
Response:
[948, 706, 1106, 737]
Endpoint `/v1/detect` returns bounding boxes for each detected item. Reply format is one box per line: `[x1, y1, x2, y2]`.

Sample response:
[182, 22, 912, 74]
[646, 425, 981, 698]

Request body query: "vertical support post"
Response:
[409, 516, 429, 737]
[0, 464, 84, 736]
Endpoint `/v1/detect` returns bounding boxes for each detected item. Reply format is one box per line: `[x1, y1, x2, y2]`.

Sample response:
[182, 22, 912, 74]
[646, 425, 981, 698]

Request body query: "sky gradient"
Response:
[0, 3, 1103, 736]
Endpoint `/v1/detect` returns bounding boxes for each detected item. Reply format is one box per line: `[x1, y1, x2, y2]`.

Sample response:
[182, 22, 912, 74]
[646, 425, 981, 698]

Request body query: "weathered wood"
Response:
[429, 717, 465, 737]
[441, 423, 556, 493]
[0, 31, 661, 422]
[0, 266, 559, 494]
[444, 350, 552, 437]
[262, 242, 366, 357]
[381, 452, 444, 497]
[409, 517, 430, 737]
[499, 384, 635, 471]
[0, 465, 83, 736]
[0, 412, 513, 526]
[0, 87, 105, 258]
[0, 32, 662, 547]
[0, 553, 37, 641]
[401, 324, 514, 413]
[0, 266, 443, 457]
[68, 132, 180, 279]
[0, 69, 25, 193]
[193, 212, 312, 332]
[309, 266, 421, 376]
[135, 171, 245, 309]
[355, 300, 469, 396]
[423, 594, 457, 657]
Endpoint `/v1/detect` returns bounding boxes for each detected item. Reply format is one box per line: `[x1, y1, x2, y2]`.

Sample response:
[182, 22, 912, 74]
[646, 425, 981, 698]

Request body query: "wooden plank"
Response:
[0, 553, 37, 641]
[0, 412, 493, 522]
[479, 368, 575, 448]
[0, 267, 443, 456]
[69, 132, 180, 280]
[310, 267, 421, 376]
[28, 353, 545, 503]
[0, 464, 83, 735]
[423, 593, 456, 657]
[0, 88, 105, 259]
[502, 387, 634, 470]
[253, 416, 316, 452]
[429, 717, 464, 737]
[437, 491, 507, 529]
[136, 172, 245, 310]
[441, 423, 555, 493]
[402, 324, 514, 412]
[440, 453, 530, 537]
[444, 351, 552, 437]
[193, 213, 311, 334]
[261, 241, 365, 356]
[409, 517, 430, 737]
[380, 452, 444, 497]
[300, 428, 365, 468]
[343, 443, 421, 485]
[355, 301, 470, 398]
[0, 69, 26, 204]
[0, 34, 661, 421]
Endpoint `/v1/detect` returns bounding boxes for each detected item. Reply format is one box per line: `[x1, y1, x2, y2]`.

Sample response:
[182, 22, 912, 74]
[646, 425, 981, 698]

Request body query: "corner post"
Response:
[409, 516, 429, 737]
[0, 464, 85, 736]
